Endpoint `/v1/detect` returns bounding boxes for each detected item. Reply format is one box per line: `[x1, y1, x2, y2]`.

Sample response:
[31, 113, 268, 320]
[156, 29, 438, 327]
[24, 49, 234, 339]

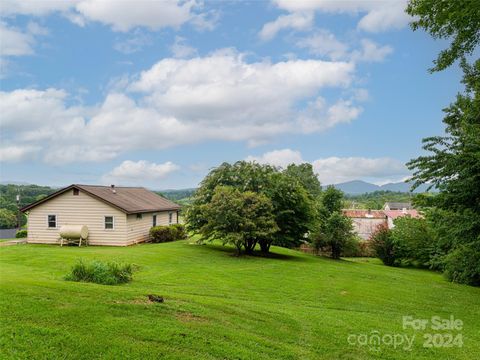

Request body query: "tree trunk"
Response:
[259, 239, 272, 253]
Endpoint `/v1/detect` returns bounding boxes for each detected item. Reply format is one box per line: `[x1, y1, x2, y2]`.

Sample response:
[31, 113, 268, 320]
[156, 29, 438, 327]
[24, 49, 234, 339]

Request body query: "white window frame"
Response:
[168, 212, 173, 225]
[47, 214, 57, 229]
[104, 215, 115, 230]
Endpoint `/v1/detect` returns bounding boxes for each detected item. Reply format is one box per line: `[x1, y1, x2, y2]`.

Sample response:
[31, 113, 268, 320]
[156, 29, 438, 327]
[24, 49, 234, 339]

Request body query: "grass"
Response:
[0, 241, 479, 359]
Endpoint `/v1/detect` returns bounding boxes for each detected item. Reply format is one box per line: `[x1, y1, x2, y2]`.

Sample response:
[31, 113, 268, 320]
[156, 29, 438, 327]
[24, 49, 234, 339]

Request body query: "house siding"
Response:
[126, 211, 178, 245]
[26, 189, 128, 246]
[351, 218, 387, 240]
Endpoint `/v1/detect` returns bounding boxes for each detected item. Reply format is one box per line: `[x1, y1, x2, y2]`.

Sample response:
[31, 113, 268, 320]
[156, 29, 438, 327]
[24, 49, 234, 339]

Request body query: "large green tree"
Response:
[283, 163, 322, 199]
[199, 186, 278, 255]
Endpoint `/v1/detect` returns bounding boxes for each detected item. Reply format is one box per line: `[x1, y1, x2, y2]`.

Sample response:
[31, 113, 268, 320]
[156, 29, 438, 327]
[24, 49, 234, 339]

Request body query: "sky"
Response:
[0, 0, 463, 189]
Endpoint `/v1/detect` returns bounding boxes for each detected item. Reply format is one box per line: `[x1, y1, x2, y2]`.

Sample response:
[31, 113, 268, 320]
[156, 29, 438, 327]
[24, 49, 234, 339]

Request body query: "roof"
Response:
[384, 210, 421, 220]
[342, 210, 386, 219]
[384, 202, 413, 210]
[21, 184, 181, 214]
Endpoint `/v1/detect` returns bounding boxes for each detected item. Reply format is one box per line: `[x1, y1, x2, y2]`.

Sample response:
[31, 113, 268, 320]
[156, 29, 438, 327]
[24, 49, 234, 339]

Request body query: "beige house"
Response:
[21, 184, 181, 246]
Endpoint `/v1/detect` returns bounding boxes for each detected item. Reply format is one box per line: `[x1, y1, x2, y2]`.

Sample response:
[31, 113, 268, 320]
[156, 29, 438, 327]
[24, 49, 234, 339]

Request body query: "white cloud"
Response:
[246, 149, 303, 168]
[245, 149, 408, 184]
[0, 21, 35, 56]
[0, 145, 39, 162]
[1, 51, 362, 164]
[259, 12, 313, 41]
[351, 39, 393, 63]
[312, 156, 407, 184]
[263, 0, 410, 40]
[0, 0, 208, 32]
[102, 160, 179, 185]
[170, 36, 197, 58]
[296, 29, 348, 60]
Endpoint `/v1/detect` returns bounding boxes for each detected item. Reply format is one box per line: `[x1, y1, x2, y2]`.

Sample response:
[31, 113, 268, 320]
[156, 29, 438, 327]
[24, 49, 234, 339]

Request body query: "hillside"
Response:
[329, 180, 434, 195]
[0, 241, 479, 359]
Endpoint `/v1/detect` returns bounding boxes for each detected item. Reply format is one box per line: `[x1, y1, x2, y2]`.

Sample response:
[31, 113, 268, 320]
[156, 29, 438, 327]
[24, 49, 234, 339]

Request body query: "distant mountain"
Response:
[327, 180, 434, 195]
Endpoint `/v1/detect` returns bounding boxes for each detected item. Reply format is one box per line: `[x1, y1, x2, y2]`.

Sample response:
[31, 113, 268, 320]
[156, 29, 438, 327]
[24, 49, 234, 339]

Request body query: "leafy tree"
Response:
[370, 225, 403, 267]
[406, 0, 480, 72]
[312, 186, 354, 259]
[284, 163, 322, 199]
[198, 186, 278, 255]
[187, 161, 314, 251]
[391, 216, 435, 267]
[0, 209, 17, 229]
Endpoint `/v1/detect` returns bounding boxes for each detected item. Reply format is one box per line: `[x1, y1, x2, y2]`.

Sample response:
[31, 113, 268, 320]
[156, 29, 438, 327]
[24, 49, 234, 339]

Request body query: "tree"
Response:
[186, 161, 315, 252]
[0, 209, 17, 229]
[198, 186, 278, 255]
[312, 186, 354, 259]
[284, 163, 322, 199]
[406, 0, 480, 72]
[370, 225, 402, 266]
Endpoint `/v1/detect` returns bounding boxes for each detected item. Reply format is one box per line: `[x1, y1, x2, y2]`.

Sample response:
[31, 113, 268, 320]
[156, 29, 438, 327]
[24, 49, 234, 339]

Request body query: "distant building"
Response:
[343, 203, 421, 240]
[383, 202, 413, 211]
[342, 209, 387, 240]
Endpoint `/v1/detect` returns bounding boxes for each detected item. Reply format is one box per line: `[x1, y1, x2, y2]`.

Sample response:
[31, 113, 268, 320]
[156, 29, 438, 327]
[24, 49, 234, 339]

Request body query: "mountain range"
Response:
[328, 180, 435, 195]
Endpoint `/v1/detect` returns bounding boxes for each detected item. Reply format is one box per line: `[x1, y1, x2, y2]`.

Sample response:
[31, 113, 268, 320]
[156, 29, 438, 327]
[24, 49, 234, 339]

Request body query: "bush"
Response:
[370, 225, 404, 266]
[149, 224, 187, 243]
[170, 223, 187, 240]
[15, 229, 27, 238]
[342, 237, 374, 257]
[443, 243, 480, 286]
[65, 260, 134, 285]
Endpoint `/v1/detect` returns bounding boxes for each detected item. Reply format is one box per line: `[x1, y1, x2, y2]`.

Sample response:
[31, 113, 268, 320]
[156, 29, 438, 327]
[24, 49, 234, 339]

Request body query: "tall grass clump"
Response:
[65, 260, 135, 285]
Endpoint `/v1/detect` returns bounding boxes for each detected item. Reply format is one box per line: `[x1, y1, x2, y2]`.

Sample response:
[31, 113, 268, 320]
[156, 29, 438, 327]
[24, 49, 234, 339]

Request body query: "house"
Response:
[383, 202, 413, 211]
[342, 209, 387, 240]
[21, 184, 181, 246]
[343, 203, 422, 239]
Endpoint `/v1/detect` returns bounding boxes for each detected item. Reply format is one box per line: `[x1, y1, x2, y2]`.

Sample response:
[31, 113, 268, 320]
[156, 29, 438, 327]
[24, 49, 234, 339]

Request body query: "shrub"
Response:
[370, 225, 404, 266]
[65, 260, 134, 285]
[15, 229, 27, 238]
[342, 237, 374, 257]
[149, 225, 187, 243]
[443, 243, 480, 286]
[170, 223, 187, 239]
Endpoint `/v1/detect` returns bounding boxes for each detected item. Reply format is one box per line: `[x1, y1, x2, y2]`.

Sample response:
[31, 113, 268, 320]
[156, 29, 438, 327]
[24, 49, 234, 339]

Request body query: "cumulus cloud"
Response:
[263, 0, 410, 40]
[259, 12, 313, 41]
[0, 145, 40, 162]
[113, 30, 152, 54]
[246, 149, 303, 168]
[0, 0, 209, 32]
[312, 156, 408, 184]
[1, 51, 363, 164]
[296, 30, 393, 63]
[102, 160, 179, 185]
[246, 149, 408, 184]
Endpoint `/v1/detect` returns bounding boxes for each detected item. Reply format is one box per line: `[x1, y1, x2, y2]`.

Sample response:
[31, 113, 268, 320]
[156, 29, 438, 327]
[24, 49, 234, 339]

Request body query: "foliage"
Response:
[64, 260, 134, 285]
[344, 191, 415, 210]
[0, 209, 17, 229]
[157, 188, 196, 203]
[150, 225, 185, 243]
[186, 161, 315, 251]
[15, 229, 27, 238]
[198, 186, 278, 254]
[312, 186, 355, 259]
[406, 0, 480, 72]
[443, 243, 480, 286]
[283, 163, 322, 199]
[391, 216, 435, 267]
[370, 225, 403, 267]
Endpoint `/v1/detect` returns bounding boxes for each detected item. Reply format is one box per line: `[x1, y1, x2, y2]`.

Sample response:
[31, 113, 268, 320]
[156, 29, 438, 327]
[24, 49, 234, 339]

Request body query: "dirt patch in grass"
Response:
[176, 312, 208, 323]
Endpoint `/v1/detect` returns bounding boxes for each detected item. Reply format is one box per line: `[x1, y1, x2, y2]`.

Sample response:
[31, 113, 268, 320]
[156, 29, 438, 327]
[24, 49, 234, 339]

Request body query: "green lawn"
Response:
[1, 241, 479, 359]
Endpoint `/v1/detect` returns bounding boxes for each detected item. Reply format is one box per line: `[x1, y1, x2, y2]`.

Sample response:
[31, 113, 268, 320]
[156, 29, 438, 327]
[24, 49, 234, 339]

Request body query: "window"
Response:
[104, 216, 114, 230]
[136, 213, 143, 219]
[73, 188, 79, 196]
[152, 214, 157, 227]
[47, 215, 56, 228]
[168, 212, 173, 224]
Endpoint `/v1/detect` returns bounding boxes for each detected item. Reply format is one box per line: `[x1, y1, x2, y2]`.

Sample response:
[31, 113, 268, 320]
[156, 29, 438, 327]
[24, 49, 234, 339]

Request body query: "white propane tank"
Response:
[59, 225, 89, 239]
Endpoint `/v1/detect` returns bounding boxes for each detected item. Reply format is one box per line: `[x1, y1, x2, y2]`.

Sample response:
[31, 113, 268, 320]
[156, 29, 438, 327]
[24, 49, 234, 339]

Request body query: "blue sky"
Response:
[0, 0, 462, 189]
